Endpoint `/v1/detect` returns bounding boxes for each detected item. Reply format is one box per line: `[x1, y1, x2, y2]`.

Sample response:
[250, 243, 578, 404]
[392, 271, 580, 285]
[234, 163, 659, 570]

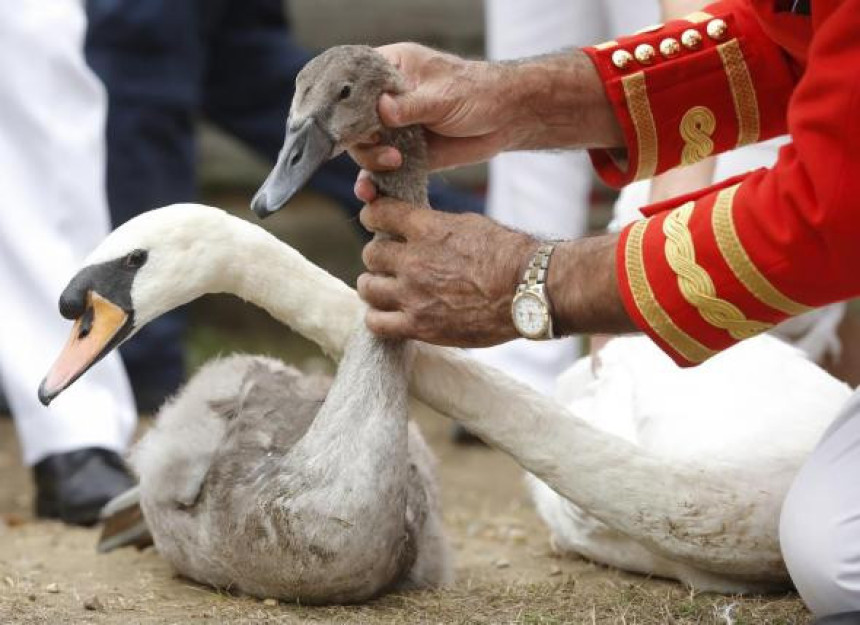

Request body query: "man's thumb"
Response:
[379, 92, 431, 128]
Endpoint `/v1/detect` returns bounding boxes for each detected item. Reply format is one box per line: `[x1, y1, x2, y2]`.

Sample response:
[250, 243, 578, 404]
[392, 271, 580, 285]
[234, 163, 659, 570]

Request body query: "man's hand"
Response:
[349, 43, 623, 173]
[357, 198, 538, 346]
[350, 43, 534, 172]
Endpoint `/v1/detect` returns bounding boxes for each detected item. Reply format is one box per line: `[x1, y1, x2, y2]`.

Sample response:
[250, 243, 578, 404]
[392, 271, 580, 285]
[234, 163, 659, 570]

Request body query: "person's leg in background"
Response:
[780, 391, 860, 622]
[200, 0, 483, 234]
[471, 0, 595, 399]
[0, 0, 136, 524]
[603, 0, 661, 45]
[469, 0, 659, 401]
[85, 0, 205, 411]
[99, 102, 194, 412]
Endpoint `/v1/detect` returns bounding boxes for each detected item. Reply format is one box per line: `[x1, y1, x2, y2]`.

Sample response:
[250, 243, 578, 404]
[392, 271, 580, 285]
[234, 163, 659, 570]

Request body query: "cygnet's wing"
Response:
[131, 355, 329, 517]
[206, 361, 331, 489]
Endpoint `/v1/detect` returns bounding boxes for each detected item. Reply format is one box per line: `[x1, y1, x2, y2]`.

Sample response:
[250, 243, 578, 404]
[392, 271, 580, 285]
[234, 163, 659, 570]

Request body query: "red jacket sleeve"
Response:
[583, 1, 796, 187]
[605, 0, 860, 366]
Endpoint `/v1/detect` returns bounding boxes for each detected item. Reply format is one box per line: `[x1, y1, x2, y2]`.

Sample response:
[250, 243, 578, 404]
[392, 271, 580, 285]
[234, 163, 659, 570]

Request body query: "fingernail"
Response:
[379, 149, 401, 168]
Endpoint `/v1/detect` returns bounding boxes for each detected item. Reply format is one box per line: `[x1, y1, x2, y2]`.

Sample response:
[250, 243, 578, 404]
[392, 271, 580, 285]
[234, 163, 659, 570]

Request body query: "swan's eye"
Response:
[124, 249, 148, 269]
[338, 85, 352, 100]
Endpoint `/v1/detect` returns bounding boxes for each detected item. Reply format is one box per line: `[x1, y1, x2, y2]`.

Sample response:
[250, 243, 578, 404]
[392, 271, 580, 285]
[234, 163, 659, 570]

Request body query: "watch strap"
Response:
[520, 242, 557, 290]
[515, 242, 558, 339]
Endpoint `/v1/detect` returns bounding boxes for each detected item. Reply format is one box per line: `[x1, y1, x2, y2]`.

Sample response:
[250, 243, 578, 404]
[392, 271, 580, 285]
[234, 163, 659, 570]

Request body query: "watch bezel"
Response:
[511, 289, 551, 340]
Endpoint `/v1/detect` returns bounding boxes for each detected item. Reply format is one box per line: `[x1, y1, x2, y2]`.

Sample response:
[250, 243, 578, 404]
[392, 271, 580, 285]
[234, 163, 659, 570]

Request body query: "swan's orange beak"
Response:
[38, 292, 130, 406]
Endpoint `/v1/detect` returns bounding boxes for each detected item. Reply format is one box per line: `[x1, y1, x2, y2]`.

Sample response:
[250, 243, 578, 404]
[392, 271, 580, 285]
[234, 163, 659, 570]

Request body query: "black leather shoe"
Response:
[813, 612, 860, 624]
[34, 448, 136, 527]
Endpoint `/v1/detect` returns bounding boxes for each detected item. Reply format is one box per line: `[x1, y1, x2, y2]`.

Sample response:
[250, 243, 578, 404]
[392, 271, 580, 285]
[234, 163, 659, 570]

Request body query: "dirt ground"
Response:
[0, 410, 810, 625]
[0, 194, 821, 624]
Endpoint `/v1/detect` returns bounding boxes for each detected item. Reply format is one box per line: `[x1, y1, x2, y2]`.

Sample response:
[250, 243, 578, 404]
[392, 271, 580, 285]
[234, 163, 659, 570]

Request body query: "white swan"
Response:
[40, 44, 851, 594]
[39, 202, 851, 592]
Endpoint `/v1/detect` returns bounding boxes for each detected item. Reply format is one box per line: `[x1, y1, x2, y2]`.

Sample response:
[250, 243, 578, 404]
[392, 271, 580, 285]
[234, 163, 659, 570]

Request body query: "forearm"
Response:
[502, 50, 625, 152]
[547, 234, 636, 336]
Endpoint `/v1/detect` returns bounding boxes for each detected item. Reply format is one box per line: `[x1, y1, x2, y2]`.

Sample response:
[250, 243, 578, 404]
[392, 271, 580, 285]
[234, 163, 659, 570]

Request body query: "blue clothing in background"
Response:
[85, 0, 483, 409]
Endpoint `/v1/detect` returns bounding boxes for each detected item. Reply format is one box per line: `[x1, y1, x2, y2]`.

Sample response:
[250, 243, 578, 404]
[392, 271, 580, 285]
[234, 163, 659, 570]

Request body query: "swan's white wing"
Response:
[559, 335, 850, 465]
[535, 333, 852, 591]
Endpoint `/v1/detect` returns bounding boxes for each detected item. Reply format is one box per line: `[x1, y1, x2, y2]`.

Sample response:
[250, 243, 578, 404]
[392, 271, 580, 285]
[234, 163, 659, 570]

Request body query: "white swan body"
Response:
[76, 203, 853, 592]
[527, 334, 850, 592]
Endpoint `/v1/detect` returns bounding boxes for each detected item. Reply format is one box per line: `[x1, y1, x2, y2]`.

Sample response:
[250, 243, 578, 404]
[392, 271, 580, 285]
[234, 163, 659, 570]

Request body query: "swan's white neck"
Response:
[216, 217, 361, 359]
[181, 209, 783, 581]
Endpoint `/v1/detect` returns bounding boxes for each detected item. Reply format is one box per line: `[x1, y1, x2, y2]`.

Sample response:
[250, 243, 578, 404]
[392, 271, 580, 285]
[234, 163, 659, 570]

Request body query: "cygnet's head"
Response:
[38, 205, 238, 405]
[251, 45, 403, 218]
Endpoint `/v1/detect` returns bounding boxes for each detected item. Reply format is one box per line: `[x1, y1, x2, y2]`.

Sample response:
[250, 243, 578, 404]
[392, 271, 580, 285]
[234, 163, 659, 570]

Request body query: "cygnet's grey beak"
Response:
[251, 117, 335, 218]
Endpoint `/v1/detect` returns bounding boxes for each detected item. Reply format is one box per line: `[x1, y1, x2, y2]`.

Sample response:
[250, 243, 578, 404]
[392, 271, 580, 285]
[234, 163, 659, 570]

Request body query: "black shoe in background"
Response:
[34, 448, 136, 527]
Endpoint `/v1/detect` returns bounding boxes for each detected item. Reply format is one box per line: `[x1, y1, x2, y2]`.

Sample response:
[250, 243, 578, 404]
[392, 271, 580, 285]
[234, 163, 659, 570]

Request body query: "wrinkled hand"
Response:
[349, 43, 538, 173]
[357, 198, 538, 346]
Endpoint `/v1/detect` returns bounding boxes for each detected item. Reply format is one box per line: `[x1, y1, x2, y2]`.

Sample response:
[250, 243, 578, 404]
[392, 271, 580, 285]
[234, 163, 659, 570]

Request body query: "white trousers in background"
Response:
[473, 0, 660, 396]
[0, 1, 136, 465]
[781, 390, 860, 618]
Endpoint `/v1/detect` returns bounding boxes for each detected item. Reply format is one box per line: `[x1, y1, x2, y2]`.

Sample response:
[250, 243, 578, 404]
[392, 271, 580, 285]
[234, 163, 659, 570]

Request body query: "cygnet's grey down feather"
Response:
[114, 44, 451, 604]
[132, 331, 450, 603]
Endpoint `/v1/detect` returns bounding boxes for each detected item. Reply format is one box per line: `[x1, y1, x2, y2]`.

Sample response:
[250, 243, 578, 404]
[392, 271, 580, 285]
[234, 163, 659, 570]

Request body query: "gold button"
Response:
[706, 18, 728, 41]
[634, 44, 656, 65]
[659, 38, 681, 58]
[611, 49, 634, 70]
[681, 29, 703, 50]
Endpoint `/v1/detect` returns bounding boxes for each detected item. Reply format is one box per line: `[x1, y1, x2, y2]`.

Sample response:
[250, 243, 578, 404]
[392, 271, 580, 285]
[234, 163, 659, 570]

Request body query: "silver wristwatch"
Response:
[511, 242, 558, 340]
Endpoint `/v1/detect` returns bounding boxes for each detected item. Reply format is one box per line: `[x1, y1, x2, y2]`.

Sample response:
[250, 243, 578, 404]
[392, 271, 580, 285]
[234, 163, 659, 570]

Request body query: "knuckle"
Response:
[400, 253, 420, 278]
[359, 205, 378, 232]
[361, 242, 376, 268]
[356, 273, 371, 296]
[407, 210, 433, 238]
[359, 204, 370, 224]
[365, 311, 384, 335]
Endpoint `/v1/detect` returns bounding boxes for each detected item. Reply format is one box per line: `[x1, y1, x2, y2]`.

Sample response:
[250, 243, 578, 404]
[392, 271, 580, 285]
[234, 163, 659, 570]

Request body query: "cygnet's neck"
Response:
[371, 126, 429, 207]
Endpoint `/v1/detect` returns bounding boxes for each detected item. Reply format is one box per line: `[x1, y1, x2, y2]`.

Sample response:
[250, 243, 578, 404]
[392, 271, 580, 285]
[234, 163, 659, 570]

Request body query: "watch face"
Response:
[513, 293, 548, 338]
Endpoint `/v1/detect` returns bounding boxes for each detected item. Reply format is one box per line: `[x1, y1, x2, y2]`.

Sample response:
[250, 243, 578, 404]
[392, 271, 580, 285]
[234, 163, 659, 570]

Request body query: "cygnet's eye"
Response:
[124, 249, 148, 270]
[338, 84, 352, 100]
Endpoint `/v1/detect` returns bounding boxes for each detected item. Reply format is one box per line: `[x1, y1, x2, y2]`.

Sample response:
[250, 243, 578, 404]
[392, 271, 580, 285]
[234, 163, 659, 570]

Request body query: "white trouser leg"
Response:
[780, 390, 860, 617]
[0, 0, 136, 465]
[475, 0, 659, 395]
[603, 0, 661, 39]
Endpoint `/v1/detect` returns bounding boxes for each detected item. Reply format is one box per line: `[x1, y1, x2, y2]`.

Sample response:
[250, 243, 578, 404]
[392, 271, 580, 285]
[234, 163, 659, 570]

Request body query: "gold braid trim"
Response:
[626, 219, 716, 363]
[622, 73, 658, 181]
[680, 106, 716, 166]
[717, 40, 760, 148]
[711, 184, 813, 316]
[664, 202, 773, 340]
